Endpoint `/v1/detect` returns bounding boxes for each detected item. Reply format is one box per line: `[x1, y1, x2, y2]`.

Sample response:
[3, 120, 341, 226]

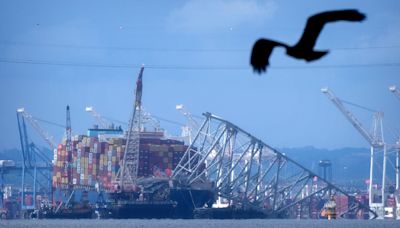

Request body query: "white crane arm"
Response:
[85, 106, 109, 129]
[16, 108, 57, 149]
[321, 88, 379, 146]
[389, 85, 400, 101]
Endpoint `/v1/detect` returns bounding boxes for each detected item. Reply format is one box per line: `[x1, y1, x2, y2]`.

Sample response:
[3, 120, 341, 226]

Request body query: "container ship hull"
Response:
[36, 207, 93, 219]
[50, 130, 215, 219]
[103, 181, 215, 219]
[103, 201, 176, 219]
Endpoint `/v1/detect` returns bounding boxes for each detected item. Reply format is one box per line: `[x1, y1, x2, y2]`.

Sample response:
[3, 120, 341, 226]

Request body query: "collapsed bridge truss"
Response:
[173, 113, 377, 219]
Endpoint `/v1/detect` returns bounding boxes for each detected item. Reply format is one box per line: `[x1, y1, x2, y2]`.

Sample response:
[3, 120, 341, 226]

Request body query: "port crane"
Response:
[389, 85, 400, 217]
[173, 112, 377, 219]
[16, 108, 57, 150]
[115, 66, 144, 192]
[321, 87, 389, 219]
[16, 109, 53, 214]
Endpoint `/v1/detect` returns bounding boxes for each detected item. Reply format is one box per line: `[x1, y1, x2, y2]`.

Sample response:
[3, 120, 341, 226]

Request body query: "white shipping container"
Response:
[0, 160, 15, 167]
[107, 161, 112, 172]
[53, 149, 58, 161]
[89, 153, 93, 164]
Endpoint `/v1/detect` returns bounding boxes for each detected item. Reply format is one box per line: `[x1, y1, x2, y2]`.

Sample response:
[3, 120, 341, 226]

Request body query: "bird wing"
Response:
[250, 39, 287, 73]
[294, 9, 366, 51]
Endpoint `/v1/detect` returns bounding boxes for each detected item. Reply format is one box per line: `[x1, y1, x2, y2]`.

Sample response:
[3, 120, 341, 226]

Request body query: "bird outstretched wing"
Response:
[293, 9, 366, 51]
[250, 9, 366, 74]
[250, 39, 286, 73]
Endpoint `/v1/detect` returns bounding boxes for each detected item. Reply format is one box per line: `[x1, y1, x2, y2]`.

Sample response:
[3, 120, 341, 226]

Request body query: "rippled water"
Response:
[1, 219, 399, 228]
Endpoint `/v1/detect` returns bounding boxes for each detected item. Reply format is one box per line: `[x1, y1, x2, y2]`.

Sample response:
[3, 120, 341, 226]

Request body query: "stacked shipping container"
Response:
[52, 133, 188, 191]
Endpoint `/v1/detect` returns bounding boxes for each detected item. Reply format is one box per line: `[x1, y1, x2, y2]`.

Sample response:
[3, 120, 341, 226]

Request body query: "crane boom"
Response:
[322, 87, 389, 218]
[321, 88, 383, 147]
[141, 107, 161, 131]
[176, 104, 199, 144]
[389, 85, 400, 101]
[16, 108, 57, 150]
[16, 109, 53, 210]
[65, 105, 73, 191]
[16, 111, 34, 168]
[116, 66, 144, 190]
[85, 106, 110, 129]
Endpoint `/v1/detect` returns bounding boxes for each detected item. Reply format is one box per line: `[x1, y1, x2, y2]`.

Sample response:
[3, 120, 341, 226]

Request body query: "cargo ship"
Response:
[53, 129, 187, 190]
[49, 126, 215, 219]
[37, 66, 215, 219]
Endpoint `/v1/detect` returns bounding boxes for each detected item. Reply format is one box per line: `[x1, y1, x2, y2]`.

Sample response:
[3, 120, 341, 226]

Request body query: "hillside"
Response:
[281, 146, 370, 188]
[0, 146, 372, 188]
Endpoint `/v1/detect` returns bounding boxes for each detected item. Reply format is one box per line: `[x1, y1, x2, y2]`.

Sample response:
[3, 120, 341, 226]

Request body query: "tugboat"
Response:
[34, 191, 94, 219]
[321, 195, 337, 220]
[35, 202, 93, 219]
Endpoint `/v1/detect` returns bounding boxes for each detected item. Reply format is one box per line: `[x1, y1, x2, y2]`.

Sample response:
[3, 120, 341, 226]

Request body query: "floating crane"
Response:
[66, 106, 72, 191]
[115, 66, 144, 192]
[55, 105, 75, 213]
[321, 87, 387, 218]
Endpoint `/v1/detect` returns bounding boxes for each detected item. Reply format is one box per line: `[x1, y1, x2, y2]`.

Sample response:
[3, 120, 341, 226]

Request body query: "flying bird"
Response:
[250, 9, 366, 74]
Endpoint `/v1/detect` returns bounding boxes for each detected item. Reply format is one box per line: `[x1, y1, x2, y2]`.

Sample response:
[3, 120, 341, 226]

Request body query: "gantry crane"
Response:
[16, 109, 53, 214]
[321, 87, 387, 218]
[16, 108, 57, 150]
[389, 85, 400, 217]
[115, 66, 144, 192]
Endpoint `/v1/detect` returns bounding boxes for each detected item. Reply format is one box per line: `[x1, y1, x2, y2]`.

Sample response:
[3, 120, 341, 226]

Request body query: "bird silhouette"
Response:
[250, 9, 366, 74]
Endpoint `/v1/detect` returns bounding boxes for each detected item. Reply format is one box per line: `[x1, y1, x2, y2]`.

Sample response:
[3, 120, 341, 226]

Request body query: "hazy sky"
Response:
[0, 0, 399, 150]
